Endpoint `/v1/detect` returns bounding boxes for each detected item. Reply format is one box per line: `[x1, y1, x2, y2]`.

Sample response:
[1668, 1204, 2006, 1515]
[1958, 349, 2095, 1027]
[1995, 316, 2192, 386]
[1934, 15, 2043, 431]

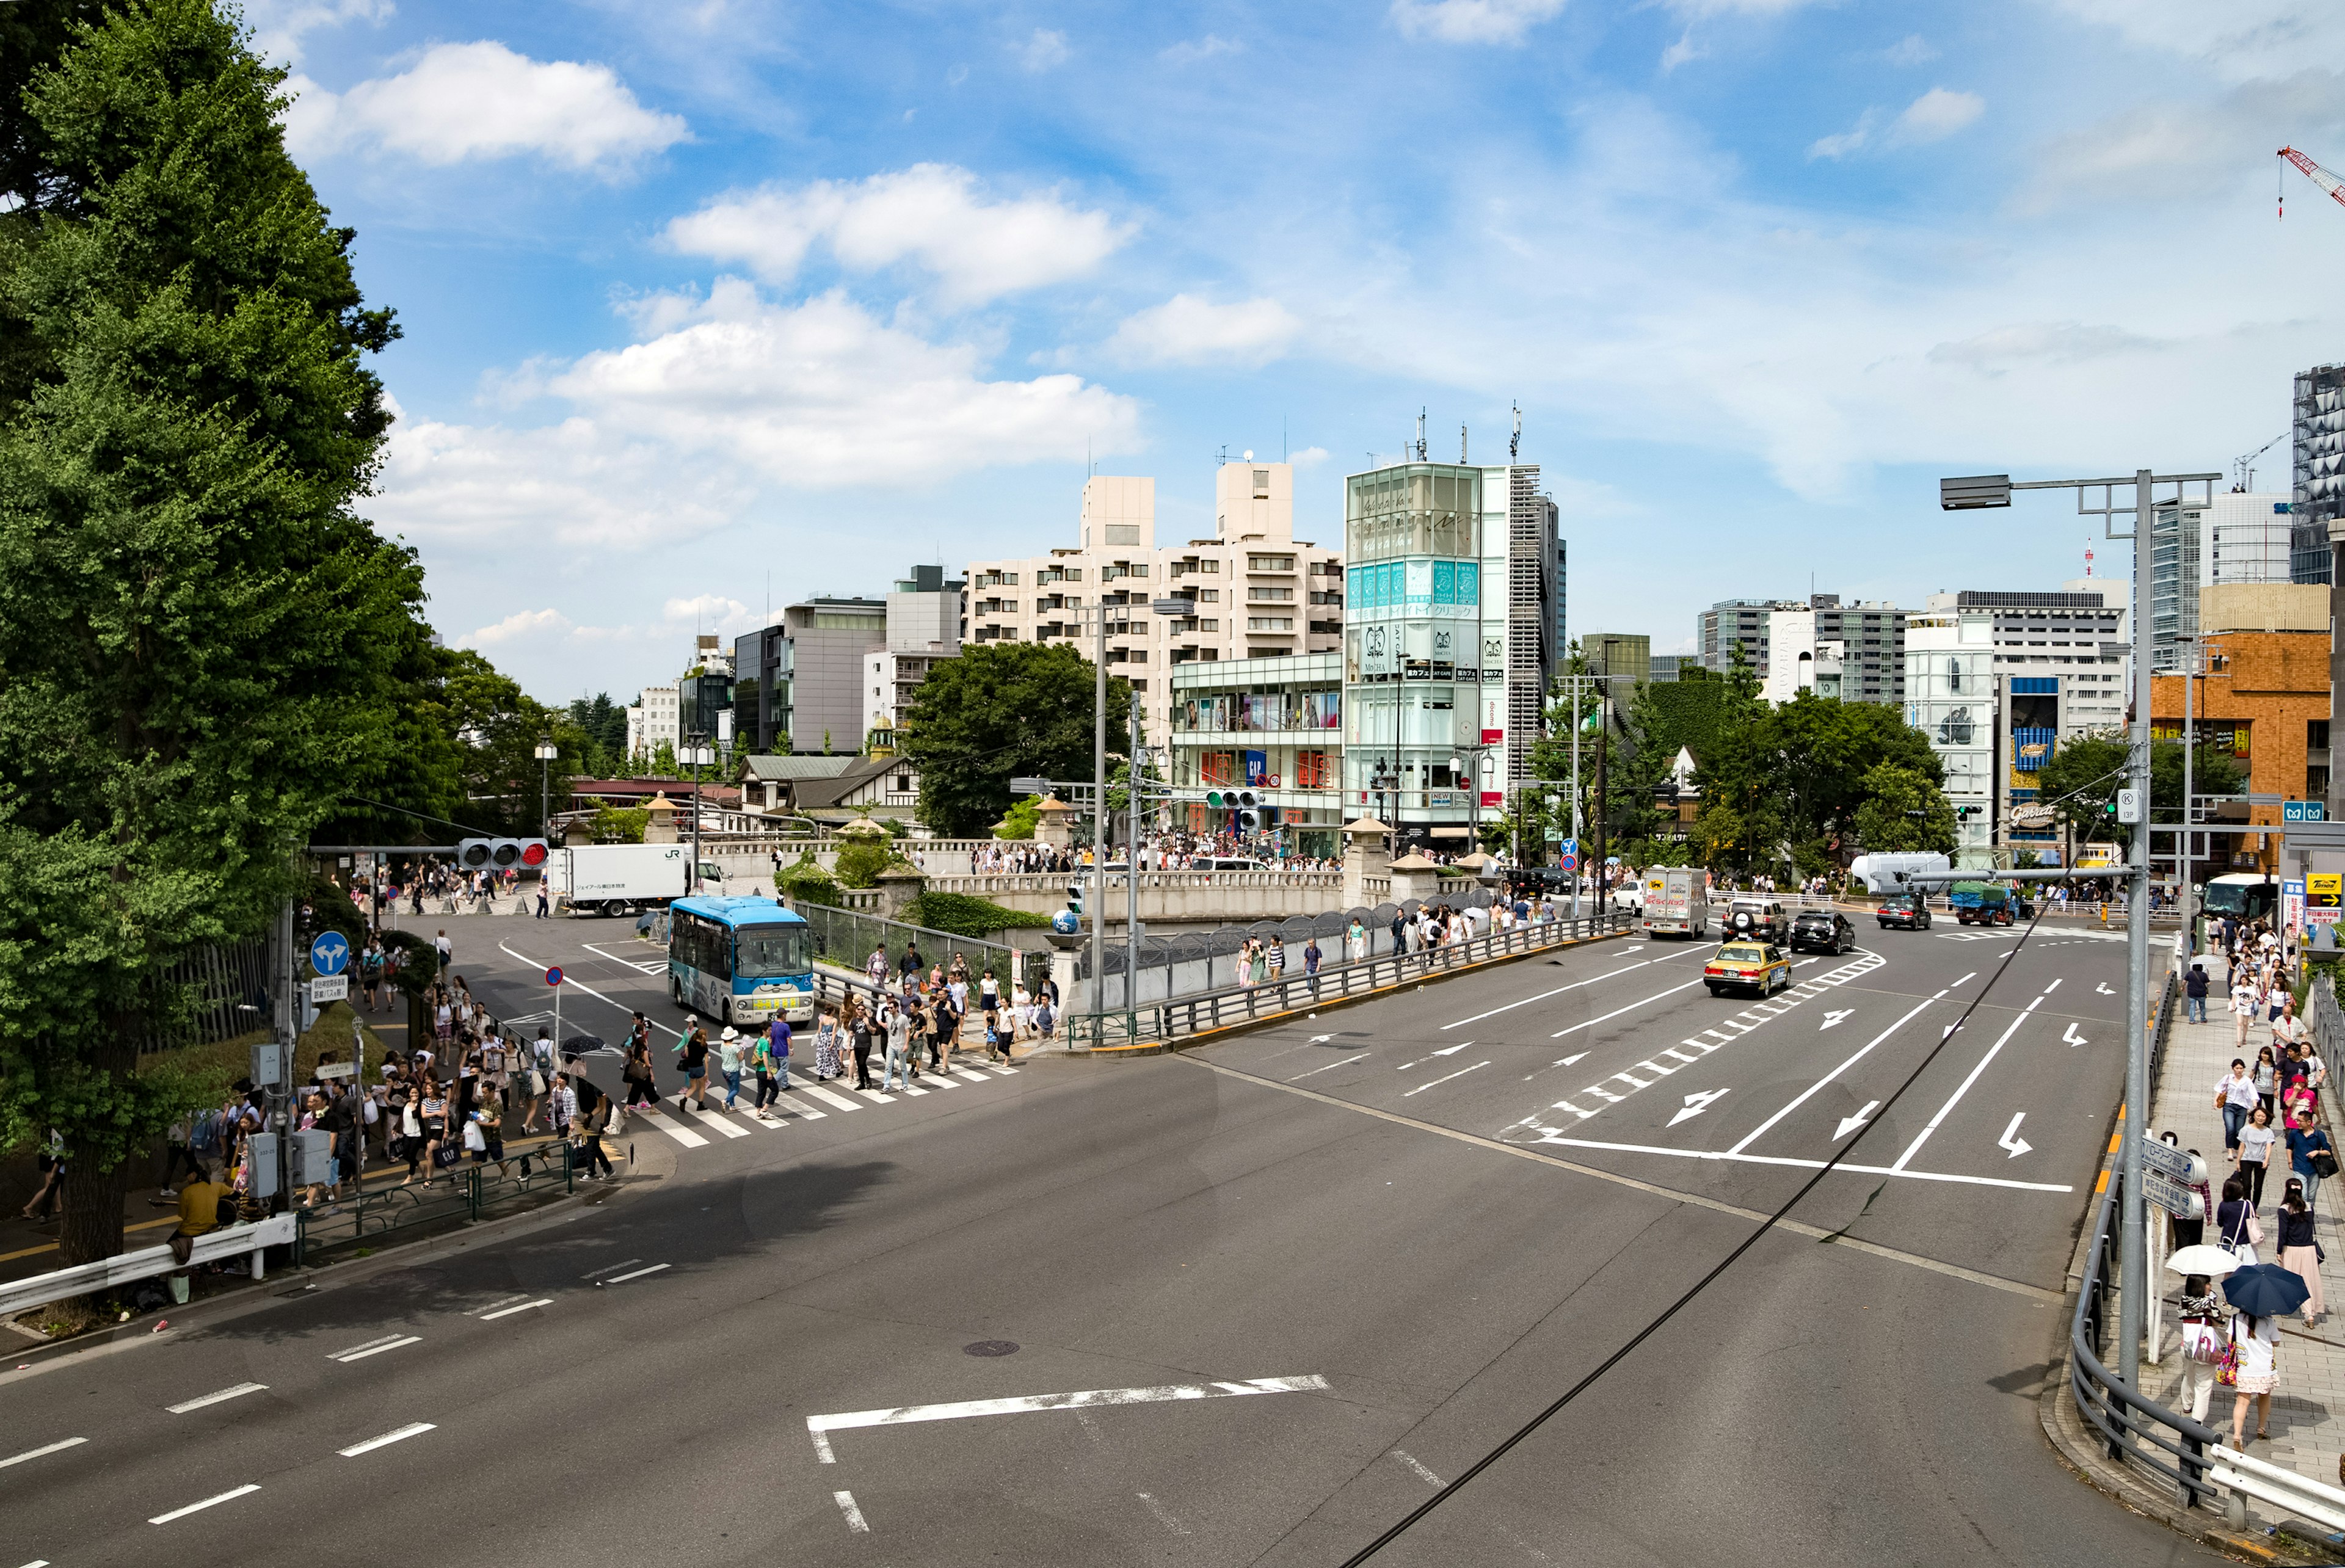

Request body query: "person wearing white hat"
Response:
[716, 1026, 746, 1111]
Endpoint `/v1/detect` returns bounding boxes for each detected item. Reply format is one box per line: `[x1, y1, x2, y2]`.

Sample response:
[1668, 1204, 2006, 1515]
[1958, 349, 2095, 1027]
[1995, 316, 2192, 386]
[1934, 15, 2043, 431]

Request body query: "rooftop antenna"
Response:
[1217, 443, 1229, 466]
[1460, 424, 1468, 463]
[1415, 408, 1427, 462]
[1510, 403, 1521, 462]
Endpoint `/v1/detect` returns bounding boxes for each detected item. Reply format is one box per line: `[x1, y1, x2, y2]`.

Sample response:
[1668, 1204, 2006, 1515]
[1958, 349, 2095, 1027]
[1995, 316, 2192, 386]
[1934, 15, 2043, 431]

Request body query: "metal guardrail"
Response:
[0, 1214, 297, 1320]
[789, 901, 1022, 987]
[1068, 910, 1638, 1046]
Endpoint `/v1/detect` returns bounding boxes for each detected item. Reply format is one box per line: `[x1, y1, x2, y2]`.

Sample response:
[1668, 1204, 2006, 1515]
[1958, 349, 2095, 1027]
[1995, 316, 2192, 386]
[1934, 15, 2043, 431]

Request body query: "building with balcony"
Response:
[1166, 652, 1344, 856]
[1340, 457, 1560, 851]
[964, 461, 1343, 744]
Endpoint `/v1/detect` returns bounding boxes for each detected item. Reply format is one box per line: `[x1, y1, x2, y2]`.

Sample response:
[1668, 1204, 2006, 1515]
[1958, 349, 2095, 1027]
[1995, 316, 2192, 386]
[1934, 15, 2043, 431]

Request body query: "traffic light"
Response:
[1235, 789, 1260, 831]
[1067, 880, 1085, 919]
[458, 837, 549, 870]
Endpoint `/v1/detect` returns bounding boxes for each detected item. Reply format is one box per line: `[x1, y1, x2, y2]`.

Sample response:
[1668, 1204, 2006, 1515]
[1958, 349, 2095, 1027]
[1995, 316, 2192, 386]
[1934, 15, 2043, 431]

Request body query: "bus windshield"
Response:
[2200, 880, 2277, 920]
[734, 924, 810, 978]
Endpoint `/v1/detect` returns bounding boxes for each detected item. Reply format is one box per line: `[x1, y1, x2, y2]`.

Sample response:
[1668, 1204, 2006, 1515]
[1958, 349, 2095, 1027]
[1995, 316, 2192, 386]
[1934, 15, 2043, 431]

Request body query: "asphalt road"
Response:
[1, 912, 2219, 1566]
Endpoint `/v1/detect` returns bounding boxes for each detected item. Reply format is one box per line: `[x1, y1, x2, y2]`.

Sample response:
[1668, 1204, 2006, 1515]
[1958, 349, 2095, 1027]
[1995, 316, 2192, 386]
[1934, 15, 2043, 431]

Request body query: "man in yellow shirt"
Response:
[176, 1165, 231, 1240]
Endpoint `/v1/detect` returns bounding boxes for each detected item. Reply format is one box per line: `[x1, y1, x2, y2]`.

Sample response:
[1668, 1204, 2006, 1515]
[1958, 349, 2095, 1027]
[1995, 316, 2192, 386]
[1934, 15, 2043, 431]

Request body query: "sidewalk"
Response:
[2150, 951, 2345, 1486]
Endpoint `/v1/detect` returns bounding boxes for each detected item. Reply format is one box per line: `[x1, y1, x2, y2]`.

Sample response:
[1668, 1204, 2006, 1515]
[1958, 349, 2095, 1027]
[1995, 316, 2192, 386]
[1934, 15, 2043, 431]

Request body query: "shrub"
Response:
[776, 853, 843, 908]
[903, 891, 1053, 938]
[834, 841, 895, 888]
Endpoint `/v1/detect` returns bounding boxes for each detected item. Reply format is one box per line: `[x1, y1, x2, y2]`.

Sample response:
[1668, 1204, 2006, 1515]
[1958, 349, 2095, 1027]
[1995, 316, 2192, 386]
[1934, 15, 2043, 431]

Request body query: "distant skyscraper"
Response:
[2292, 364, 2344, 585]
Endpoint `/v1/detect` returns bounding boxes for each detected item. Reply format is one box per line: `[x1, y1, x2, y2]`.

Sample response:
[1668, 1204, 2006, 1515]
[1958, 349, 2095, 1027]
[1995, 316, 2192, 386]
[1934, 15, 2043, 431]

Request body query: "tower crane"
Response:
[2280, 147, 2345, 219]
[2236, 431, 2285, 492]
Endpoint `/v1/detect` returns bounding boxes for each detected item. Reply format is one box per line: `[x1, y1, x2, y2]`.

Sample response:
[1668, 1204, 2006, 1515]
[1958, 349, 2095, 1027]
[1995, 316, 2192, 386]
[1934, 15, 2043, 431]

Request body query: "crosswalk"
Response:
[622, 1062, 1022, 1149]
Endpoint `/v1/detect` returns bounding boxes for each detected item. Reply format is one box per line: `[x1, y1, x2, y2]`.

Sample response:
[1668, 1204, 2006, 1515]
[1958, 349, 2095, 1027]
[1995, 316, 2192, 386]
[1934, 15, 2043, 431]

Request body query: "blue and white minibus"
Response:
[667, 896, 815, 1025]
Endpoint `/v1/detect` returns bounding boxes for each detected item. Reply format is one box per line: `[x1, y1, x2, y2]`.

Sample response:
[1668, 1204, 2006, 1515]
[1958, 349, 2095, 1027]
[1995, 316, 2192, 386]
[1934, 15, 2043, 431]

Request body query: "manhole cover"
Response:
[964, 1340, 1020, 1357]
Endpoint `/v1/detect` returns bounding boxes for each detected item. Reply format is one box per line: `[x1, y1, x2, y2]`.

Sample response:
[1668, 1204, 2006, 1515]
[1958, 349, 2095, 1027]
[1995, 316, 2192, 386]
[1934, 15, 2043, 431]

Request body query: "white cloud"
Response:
[663, 165, 1131, 307]
[1162, 34, 1244, 65]
[1289, 446, 1331, 468]
[1893, 87, 1984, 144]
[662, 595, 757, 633]
[239, 0, 390, 67]
[1808, 89, 1981, 159]
[457, 597, 755, 658]
[1926, 322, 2172, 376]
[1658, 0, 1830, 14]
[2017, 70, 2345, 212]
[1389, 0, 1564, 46]
[463, 608, 573, 647]
[1659, 29, 1704, 71]
[1883, 34, 1938, 65]
[1016, 28, 1069, 71]
[2043, 0, 2345, 84]
[1105, 294, 1303, 366]
[368, 285, 1141, 552]
[285, 42, 687, 172]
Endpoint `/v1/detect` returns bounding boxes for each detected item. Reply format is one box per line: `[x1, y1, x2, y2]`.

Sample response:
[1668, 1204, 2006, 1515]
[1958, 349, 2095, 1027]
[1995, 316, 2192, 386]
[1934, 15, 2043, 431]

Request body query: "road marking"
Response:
[1137, 1491, 1193, 1535]
[604, 1263, 670, 1284]
[1833, 1102, 1880, 1141]
[2063, 1022, 2089, 1047]
[1290, 1053, 1370, 1081]
[1820, 1009, 1853, 1031]
[1404, 1061, 1489, 1096]
[856, 1086, 900, 1102]
[641, 1112, 710, 1149]
[167, 1384, 268, 1414]
[1391, 1450, 1443, 1486]
[499, 942, 675, 1035]
[581, 1257, 642, 1279]
[580, 942, 666, 974]
[329, 1334, 421, 1363]
[0, 1438, 85, 1470]
[1550, 978, 1708, 1039]
[921, 1070, 964, 1089]
[149, 1483, 261, 1523]
[1721, 991, 1943, 1157]
[989, 1063, 1020, 1074]
[1668, 1089, 1730, 1127]
[1998, 1112, 2034, 1160]
[1888, 990, 2048, 1171]
[479, 1299, 552, 1321]
[834, 1490, 870, 1534]
[338, 1422, 435, 1457]
[1529, 1133, 2075, 1192]
[896, 1081, 931, 1096]
[1442, 961, 1653, 1028]
[952, 1068, 992, 1083]
[806, 1374, 1330, 1462]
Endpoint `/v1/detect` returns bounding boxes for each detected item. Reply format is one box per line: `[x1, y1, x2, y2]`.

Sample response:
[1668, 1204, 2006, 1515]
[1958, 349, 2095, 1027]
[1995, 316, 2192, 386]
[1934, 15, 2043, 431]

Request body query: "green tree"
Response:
[899, 643, 1132, 837]
[2034, 733, 2126, 846]
[0, 0, 417, 1269]
[994, 794, 1042, 840]
[1851, 761, 1958, 854]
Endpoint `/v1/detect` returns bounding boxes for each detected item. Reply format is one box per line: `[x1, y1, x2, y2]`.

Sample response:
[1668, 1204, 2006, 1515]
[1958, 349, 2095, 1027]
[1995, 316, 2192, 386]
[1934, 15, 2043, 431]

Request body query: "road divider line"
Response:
[330, 1335, 421, 1363]
[149, 1483, 261, 1524]
[479, 1299, 552, 1321]
[1549, 978, 1707, 1039]
[1888, 986, 2050, 1171]
[1290, 1053, 1370, 1081]
[604, 1263, 669, 1284]
[1441, 961, 1653, 1029]
[338, 1422, 436, 1457]
[806, 1374, 1331, 1462]
[1403, 1061, 1489, 1097]
[167, 1384, 267, 1414]
[1530, 1133, 2074, 1193]
[0, 1437, 85, 1470]
[834, 1490, 870, 1533]
[581, 1258, 641, 1279]
[1721, 991, 1944, 1158]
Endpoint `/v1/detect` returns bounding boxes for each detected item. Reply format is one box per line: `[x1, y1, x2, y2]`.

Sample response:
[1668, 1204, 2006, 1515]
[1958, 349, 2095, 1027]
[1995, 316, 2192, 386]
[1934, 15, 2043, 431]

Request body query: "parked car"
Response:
[1789, 909, 1856, 955]
[1705, 940, 1792, 997]
[1877, 895, 1932, 931]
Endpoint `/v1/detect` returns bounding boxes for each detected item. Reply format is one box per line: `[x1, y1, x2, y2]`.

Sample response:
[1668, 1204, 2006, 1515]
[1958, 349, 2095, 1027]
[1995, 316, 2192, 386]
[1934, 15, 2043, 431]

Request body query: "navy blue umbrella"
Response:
[2224, 1262, 2313, 1319]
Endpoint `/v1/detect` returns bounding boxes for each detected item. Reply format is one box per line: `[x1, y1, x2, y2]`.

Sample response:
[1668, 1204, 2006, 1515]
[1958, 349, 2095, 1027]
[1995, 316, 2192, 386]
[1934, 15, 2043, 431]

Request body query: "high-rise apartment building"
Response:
[1698, 598, 1801, 674]
[1756, 595, 1905, 705]
[731, 565, 966, 756]
[964, 462, 1343, 744]
[2153, 491, 2291, 670]
[2293, 364, 2345, 585]
[1340, 457, 1559, 848]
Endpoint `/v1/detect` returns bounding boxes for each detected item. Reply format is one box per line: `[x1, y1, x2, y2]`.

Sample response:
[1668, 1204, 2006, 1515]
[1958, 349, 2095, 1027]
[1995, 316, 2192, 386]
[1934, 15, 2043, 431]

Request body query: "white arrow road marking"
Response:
[2096, 982, 2115, 995]
[1309, 1034, 1333, 1044]
[1669, 1089, 1731, 1127]
[1998, 1112, 2033, 1160]
[1291, 1053, 1370, 1081]
[1891, 988, 2051, 1171]
[1559, 1052, 1587, 1066]
[1834, 1101, 1880, 1141]
[1430, 1042, 1471, 1057]
[807, 1374, 1330, 1463]
[2063, 1022, 2089, 1047]
[1820, 1009, 1853, 1031]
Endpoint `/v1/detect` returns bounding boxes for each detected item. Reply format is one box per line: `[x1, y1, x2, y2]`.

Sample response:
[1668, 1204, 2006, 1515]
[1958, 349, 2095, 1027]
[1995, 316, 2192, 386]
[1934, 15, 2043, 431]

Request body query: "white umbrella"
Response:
[2165, 1244, 2241, 1277]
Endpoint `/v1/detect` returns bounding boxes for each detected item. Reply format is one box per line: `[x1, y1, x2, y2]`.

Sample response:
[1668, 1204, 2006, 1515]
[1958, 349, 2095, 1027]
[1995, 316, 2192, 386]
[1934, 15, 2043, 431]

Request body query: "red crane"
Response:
[2280, 146, 2345, 219]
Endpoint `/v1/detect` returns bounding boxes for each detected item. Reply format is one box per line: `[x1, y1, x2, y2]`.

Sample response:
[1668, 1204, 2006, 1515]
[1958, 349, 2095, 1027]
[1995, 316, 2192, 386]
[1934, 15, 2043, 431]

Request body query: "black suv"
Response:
[1877, 896, 1932, 931]
[1789, 910, 1856, 954]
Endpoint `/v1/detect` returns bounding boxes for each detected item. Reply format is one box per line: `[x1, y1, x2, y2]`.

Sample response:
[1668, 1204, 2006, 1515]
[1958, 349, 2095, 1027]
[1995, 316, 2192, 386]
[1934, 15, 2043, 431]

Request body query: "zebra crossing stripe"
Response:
[801, 1085, 862, 1112]
[643, 1113, 709, 1149]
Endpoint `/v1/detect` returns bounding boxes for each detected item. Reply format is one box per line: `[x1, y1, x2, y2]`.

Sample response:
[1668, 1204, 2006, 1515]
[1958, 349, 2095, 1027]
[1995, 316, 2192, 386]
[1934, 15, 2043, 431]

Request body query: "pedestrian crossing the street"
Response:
[627, 1062, 1021, 1151]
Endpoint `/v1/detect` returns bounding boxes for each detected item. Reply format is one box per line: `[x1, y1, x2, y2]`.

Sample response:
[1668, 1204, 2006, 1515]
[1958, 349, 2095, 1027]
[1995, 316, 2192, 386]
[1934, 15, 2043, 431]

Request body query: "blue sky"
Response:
[251, 0, 2345, 703]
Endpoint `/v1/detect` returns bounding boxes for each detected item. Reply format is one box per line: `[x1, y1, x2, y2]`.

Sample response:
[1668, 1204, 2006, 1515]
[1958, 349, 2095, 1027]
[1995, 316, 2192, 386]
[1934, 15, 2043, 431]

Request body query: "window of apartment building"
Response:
[1198, 619, 1219, 631]
[2313, 720, 2332, 752]
[1252, 468, 1270, 496]
[1127, 649, 1148, 664]
[1201, 559, 1220, 572]
[1248, 554, 1296, 572]
[1248, 586, 1294, 601]
[1248, 617, 1295, 631]
[1195, 588, 1219, 602]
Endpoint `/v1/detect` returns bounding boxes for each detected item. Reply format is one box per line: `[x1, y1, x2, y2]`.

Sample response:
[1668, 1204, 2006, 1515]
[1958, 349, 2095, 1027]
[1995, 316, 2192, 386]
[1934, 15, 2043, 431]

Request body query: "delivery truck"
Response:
[1640, 866, 1709, 939]
[546, 843, 724, 917]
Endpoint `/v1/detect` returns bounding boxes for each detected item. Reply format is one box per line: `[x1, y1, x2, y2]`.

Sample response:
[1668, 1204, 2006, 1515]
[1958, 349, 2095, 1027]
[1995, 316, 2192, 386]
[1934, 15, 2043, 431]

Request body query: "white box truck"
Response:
[1641, 866, 1709, 939]
[547, 844, 723, 917]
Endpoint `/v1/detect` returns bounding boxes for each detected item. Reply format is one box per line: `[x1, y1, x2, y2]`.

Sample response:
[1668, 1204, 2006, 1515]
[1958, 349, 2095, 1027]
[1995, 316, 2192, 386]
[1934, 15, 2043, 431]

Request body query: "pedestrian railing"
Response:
[0, 1214, 297, 1322]
[1067, 911, 1638, 1047]
[293, 1142, 574, 1262]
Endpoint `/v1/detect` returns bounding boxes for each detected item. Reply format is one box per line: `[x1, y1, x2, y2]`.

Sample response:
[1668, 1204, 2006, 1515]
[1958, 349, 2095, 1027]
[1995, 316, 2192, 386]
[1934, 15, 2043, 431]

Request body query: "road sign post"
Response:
[547, 966, 564, 1054]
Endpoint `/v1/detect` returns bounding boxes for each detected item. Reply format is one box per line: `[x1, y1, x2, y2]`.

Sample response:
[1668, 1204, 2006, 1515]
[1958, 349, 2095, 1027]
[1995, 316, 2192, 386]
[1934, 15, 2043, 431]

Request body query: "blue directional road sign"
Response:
[1560, 838, 1579, 857]
[309, 929, 351, 977]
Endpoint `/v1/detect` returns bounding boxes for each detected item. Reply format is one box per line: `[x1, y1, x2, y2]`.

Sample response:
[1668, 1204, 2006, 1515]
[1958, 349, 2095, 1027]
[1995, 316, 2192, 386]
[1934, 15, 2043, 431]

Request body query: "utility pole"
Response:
[1127, 683, 1143, 1025]
[1569, 673, 1583, 920]
[1941, 463, 2219, 1395]
[1093, 602, 1108, 1039]
[686, 730, 707, 896]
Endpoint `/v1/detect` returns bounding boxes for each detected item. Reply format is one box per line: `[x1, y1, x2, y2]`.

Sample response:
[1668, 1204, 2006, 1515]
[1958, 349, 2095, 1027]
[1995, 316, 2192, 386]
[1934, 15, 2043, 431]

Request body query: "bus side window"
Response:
[712, 927, 732, 980]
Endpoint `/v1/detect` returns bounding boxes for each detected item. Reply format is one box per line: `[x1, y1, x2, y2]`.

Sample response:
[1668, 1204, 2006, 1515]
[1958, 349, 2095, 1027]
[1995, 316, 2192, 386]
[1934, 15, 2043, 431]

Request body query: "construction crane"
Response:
[2236, 431, 2286, 492]
[2280, 146, 2345, 219]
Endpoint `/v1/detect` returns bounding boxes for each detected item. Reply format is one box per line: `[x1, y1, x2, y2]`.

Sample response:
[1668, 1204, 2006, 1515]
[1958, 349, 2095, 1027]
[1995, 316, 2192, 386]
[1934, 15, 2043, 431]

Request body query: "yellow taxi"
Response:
[1704, 940, 1791, 998]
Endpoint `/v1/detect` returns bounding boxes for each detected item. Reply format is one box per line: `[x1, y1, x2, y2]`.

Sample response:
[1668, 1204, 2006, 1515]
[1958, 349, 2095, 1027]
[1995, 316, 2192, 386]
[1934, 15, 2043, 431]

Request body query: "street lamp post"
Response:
[1941, 465, 2219, 1396]
[534, 738, 558, 839]
[683, 730, 713, 896]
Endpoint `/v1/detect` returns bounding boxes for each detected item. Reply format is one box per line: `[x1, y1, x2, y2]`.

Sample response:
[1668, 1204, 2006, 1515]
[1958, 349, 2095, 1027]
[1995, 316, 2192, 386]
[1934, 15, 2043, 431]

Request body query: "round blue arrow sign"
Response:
[309, 930, 351, 976]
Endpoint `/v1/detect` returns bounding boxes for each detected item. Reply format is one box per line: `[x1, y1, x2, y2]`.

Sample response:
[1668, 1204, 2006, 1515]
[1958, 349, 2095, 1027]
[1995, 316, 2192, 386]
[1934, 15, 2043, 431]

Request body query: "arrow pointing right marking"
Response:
[1834, 1100, 1880, 1141]
[1998, 1112, 2032, 1160]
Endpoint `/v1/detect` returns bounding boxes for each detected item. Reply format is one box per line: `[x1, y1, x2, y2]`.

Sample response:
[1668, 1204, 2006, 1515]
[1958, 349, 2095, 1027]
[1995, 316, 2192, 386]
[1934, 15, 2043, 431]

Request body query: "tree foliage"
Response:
[2035, 730, 2247, 846]
[899, 642, 1131, 838]
[1693, 694, 1946, 877]
[0, 0, 418, 1264]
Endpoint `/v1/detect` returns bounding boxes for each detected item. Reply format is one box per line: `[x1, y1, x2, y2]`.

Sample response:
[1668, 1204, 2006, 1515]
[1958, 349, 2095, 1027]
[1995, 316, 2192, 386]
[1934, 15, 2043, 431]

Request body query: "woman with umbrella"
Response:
[2165, 1247, 2236, 1423]
[2223, 1262, 2311, 1446]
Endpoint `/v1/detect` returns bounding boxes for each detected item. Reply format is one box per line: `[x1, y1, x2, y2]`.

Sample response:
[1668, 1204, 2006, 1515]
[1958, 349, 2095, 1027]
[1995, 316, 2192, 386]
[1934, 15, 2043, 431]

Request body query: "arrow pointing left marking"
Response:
[1669, 1089, 1731, 1127]
[1834, 1100, 1880, 1141]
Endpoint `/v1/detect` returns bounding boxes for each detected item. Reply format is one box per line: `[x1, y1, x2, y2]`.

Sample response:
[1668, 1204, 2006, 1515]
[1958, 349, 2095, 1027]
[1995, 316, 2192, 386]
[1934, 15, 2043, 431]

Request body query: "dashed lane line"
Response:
[479, 1299, 552, 1321]
[329, 1335, 421, 1363]
[1289, 1052, 1371, 1082]
[1887, 981, 2057, 1172]
[149, 1484, 261, 1524]
[834, 1490, 871, 1534]
[167, 1384, 267, 1414]
[1717, 971, 1969, 1159]
[1403, 1061, 1490, 1097]
[1440, 959, 1657, 1029]
[0, 1438, 85, 1470]
[603, 1263, 669, 1285]
[338, 1422, 436, 1457]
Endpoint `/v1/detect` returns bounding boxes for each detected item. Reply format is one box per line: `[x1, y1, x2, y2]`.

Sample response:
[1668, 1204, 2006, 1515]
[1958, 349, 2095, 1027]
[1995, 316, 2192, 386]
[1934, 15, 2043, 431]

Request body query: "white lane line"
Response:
[479, 1299, 553, 1321]
[337, 1421, 436, 1457]
[0, 1438, 85, 1470]
[1721, 991, 1944, 1158]
[1137, 1491, 1193, 1536]
[1403, 1061, 1489, 1097]
[641, 1112, 710, 1149]
[1888, 989, 2049, 1172]
[1441, 960, 1653, 1028]
[1289, 1052, 1370, 1081]
[1391, 1450, 1443, 1486]
[473, 1293, 532, 1316]
[604, 1263, 670, 1285]
[807, 1374, 1330, 1462]
[834, 1490, 870, 1534]
[498, 942, 679, 1036]
[580, 942, 666, 974]
[793, 1086, 862, 1112]
[581, 1257, 642, 1279]
[332, 1335, 421, 1363]
[167, 1384, 268, 1414]
[1530, 1134, 2073, 1192]
[149, 1483, 261, 1524]
[1549, 978, 1707, 1039]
